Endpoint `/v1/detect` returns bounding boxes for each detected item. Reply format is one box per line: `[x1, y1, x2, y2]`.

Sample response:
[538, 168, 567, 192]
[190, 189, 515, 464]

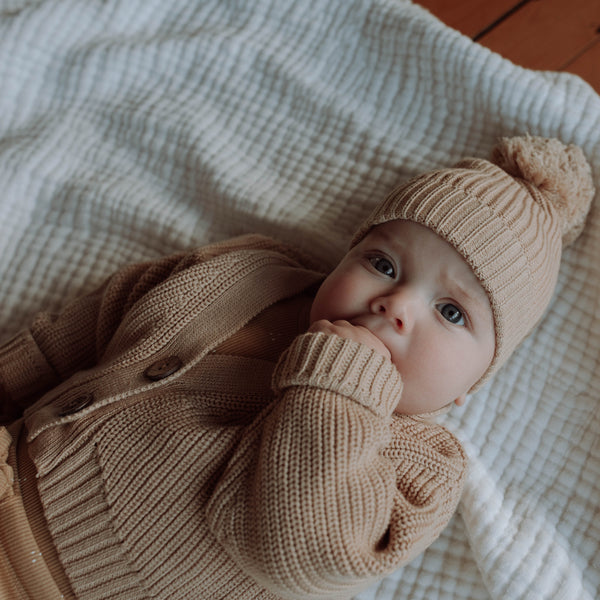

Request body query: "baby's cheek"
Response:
[402, 343, 451, 392]
[315, 282, 353, 320]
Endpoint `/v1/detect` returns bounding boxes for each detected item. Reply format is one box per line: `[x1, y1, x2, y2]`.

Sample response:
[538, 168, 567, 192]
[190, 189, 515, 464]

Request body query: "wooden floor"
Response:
[416, 0, 600, 94]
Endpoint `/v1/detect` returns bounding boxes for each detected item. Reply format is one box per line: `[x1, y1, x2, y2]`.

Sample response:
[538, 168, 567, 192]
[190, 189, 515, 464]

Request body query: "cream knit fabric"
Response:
[352, 136, 595, 386]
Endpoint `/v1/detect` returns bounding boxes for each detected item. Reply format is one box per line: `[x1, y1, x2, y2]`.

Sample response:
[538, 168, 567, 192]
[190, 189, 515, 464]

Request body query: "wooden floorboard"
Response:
[566, 37, 600, 88]
[416, 0, 600, 94]
[414, 0, 523, 38]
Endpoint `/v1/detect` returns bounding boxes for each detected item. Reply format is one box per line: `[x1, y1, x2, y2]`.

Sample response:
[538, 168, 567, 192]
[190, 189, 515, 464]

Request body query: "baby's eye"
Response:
[369, 256, 395, 277]
[437, 303, 465, 326]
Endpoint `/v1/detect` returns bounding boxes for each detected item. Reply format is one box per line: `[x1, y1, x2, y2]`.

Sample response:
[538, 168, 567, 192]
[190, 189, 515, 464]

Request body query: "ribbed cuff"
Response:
[272, 332, 403, 417]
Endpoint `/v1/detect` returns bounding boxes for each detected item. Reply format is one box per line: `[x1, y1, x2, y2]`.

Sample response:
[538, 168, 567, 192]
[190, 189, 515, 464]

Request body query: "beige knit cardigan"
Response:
[0, 234, 467, 600]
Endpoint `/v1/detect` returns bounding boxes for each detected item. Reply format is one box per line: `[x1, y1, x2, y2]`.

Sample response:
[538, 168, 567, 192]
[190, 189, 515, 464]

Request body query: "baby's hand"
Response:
[308, 319, 392, 362]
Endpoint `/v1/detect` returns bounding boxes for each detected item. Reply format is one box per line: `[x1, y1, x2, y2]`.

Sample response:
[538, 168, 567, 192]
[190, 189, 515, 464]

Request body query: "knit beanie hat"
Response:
[352, 135, 595, 389]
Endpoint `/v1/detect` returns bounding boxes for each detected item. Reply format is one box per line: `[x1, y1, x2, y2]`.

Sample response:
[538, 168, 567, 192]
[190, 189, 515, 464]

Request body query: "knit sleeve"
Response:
[206, 332, 467, 599]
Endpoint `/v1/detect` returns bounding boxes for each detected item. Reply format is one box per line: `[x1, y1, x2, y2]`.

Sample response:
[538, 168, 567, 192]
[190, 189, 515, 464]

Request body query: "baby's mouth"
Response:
[349, 316, 393, 349]
[350, 314, 381, 332]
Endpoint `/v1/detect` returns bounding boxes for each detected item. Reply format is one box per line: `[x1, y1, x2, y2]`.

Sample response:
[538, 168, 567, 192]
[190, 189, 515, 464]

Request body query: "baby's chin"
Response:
[391, 383, 457, 416]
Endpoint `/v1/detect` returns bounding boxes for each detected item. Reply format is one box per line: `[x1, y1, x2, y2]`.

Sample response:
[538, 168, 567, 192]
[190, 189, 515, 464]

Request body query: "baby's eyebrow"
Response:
[377, 228, 403, 247]
[442, 271, 488, 305]
[370, 228, 408, 255]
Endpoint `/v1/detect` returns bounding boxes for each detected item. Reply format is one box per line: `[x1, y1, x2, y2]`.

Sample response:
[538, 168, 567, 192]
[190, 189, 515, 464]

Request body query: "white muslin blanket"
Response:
[0, 1, 598, 599]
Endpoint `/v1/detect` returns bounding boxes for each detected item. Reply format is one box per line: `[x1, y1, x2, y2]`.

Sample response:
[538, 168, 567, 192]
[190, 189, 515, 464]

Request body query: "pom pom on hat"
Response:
[352, 135, 595, 389]
[491, 135, 594, 246]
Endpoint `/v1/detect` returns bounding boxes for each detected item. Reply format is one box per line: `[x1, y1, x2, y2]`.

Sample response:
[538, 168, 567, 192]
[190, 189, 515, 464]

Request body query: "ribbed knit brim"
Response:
[351, 136, 594, 389]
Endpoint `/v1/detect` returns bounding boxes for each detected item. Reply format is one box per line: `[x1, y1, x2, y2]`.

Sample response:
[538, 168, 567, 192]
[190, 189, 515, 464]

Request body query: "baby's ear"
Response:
[454, 394, 466, 407]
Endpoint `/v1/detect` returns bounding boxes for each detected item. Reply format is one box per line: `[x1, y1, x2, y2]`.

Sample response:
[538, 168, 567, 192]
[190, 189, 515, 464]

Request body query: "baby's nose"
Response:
[371, 291, 415, 332]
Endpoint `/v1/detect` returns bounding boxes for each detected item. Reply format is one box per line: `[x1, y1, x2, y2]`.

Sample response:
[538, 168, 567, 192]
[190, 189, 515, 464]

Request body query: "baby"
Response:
[0, 135, 593, 599]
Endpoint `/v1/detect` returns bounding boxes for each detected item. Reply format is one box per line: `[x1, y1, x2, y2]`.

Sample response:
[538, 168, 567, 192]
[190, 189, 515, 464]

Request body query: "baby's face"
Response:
[310, 220, 495, 414]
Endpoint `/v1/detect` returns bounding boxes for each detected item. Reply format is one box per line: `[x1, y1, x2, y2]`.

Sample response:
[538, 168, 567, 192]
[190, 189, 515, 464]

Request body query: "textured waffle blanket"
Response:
[0, 1, 598, 599]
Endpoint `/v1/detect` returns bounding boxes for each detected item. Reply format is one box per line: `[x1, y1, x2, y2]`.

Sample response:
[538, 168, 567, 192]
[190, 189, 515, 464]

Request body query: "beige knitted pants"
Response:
[0, 423, 65, 599]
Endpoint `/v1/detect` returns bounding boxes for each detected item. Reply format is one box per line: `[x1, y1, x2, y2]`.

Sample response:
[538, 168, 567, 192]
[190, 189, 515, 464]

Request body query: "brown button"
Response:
[58, 392, 95, 417]
[144, 356, 183, 381]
